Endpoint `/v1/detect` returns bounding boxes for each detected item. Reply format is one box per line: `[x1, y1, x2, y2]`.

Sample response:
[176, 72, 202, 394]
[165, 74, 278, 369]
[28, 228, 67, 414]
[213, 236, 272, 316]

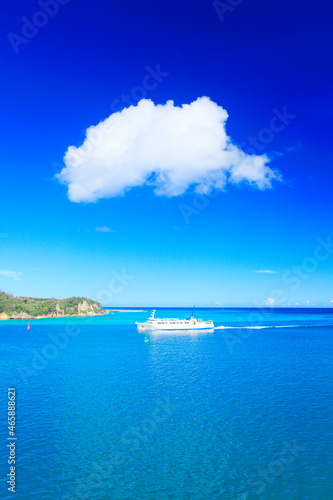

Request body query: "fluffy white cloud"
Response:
[0, 270, 23, 281]
[253, 270, 277, 274]
[57, 97, 281, 203]
[266, 297, 275, 306]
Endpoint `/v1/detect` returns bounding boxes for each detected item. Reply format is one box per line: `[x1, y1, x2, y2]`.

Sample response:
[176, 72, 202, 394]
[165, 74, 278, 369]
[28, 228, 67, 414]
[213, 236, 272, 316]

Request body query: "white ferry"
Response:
[136, 310, 214, 331]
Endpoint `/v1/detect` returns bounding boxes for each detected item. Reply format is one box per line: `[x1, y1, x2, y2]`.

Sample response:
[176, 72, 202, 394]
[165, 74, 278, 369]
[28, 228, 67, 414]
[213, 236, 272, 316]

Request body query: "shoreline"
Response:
[0, 311, 111, 321]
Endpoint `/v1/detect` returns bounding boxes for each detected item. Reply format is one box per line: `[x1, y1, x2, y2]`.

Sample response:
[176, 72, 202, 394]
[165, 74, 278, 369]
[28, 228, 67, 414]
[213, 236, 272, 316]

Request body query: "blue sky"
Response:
[1, 0, 332, 306]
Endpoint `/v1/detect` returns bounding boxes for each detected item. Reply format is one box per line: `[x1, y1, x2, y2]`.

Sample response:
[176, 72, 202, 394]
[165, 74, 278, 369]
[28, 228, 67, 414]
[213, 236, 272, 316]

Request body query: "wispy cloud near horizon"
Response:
[0, 269, 23, 281]
[57, 97, 281, 203]
[252, 270, 277, 274]
[95, 226, 115, 233]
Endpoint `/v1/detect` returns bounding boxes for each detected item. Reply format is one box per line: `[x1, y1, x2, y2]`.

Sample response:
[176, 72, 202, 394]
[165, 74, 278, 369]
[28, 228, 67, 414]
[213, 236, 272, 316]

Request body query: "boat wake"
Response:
[214, 324, 333, 330]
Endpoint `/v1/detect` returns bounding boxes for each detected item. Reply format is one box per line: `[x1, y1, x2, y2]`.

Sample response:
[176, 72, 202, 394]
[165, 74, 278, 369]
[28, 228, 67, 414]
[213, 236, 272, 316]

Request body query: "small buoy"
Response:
[27, 323, 31, 331]
[144, 336, 149, 343]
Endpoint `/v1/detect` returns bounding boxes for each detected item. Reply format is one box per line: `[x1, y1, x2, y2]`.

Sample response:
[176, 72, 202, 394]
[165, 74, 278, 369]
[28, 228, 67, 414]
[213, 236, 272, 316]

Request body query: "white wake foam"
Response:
[214, 324, 330, 330]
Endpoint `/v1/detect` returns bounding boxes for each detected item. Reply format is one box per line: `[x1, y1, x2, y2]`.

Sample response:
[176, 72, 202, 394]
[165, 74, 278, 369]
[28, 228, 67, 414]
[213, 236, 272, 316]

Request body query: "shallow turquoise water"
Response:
[0, 308, 332, 499]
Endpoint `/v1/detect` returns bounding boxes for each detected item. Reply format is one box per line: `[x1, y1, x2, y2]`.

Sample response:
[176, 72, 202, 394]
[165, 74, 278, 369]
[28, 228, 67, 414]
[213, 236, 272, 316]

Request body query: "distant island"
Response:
[0, 291, 109, 320]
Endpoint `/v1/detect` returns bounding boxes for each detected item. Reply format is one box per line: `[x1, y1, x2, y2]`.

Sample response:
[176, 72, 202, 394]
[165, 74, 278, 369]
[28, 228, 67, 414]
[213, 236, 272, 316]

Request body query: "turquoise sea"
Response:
[1, 308, 332, 499]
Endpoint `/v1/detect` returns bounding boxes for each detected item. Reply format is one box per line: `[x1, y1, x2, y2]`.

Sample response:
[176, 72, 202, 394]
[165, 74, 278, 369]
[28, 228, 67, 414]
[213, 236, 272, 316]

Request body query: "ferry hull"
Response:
[136, 322, 214, 331]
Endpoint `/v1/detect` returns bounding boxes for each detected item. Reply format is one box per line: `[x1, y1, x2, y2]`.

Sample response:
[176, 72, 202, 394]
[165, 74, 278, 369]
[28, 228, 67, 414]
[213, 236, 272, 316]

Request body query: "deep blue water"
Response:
[0, 308, 333, 499]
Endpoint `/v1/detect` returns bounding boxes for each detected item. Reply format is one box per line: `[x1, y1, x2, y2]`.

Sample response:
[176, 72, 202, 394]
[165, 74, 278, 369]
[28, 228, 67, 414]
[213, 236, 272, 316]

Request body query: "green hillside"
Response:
[0, 291, 104, 319]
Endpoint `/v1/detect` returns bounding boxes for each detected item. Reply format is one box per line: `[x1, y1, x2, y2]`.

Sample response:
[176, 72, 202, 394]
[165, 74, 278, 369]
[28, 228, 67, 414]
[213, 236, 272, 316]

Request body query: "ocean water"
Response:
[0, 308, 332, 499]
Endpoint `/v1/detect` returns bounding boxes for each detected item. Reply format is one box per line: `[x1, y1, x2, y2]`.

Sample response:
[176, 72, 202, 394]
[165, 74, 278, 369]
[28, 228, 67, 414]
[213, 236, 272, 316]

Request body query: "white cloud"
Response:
[57, 97, 281, 203]
[266, 297, 275, 306]
[253, 270, 277, 274]
[330, 300, 333, 303]
[95, 226, 115, 233]
[0, 270, 23, 281]
[306, 300, 310, 305]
